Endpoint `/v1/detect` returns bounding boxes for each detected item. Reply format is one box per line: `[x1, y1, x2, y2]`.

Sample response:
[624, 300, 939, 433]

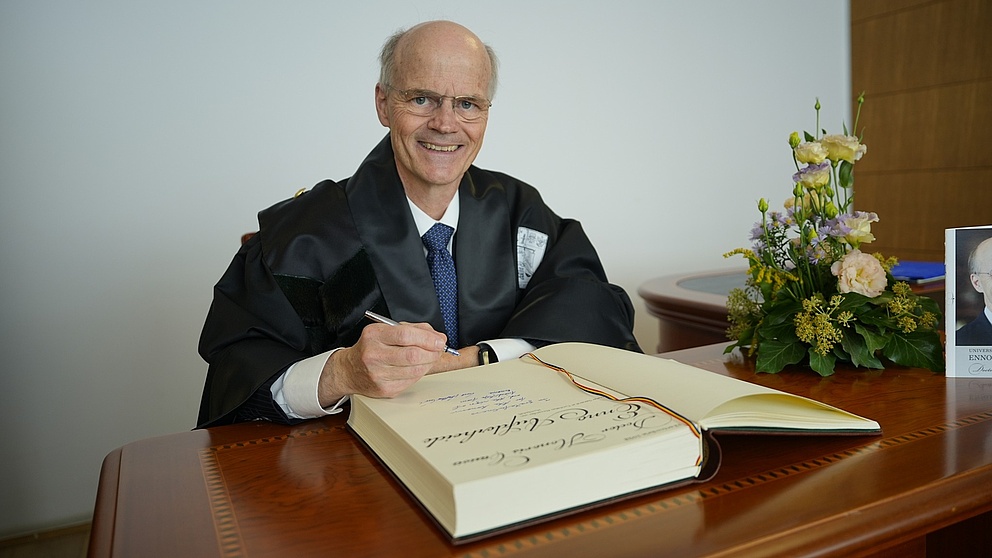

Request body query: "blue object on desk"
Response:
[891, 261, 945, 283]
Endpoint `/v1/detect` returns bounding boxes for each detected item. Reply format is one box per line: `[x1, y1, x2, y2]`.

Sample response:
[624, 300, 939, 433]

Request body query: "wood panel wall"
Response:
[850, 0, 992, 262]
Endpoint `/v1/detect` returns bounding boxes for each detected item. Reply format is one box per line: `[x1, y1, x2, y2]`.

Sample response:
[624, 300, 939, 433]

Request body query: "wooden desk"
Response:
[638, 270, 743, 353]
[89, 345, 992, 558]
[639, 270, 947, 354]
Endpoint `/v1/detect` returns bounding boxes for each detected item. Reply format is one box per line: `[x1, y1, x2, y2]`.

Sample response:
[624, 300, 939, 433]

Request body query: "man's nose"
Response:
[428, 101, 459, 132]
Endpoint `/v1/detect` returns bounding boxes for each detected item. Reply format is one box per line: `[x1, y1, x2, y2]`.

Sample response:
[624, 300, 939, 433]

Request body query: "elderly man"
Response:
[196, 21, 640, 428]
[956, 237, 992, 345]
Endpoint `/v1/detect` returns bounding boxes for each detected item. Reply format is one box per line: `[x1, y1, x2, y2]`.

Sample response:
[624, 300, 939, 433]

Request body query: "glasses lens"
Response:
[399, 92, 437, 116]
[453, 96, 489, 121]
[391, 86, 488, 121]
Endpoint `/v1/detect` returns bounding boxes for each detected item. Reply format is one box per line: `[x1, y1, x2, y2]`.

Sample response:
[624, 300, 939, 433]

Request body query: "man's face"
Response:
[375, 25, 491, 196]
[971, 241, 992, 312]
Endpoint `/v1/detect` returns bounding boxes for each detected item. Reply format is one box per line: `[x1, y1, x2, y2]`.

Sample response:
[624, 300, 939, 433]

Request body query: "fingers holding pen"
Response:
[363, 320, 450, 365]
[318, 319, 447, 402]
[364, 311, 459, 355]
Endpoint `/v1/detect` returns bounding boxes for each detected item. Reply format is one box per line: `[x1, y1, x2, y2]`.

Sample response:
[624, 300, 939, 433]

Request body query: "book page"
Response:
[529, 343, 878, 431]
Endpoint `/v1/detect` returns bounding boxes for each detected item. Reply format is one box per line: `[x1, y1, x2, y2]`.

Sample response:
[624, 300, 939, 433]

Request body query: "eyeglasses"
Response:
[383, 84, 491, 122]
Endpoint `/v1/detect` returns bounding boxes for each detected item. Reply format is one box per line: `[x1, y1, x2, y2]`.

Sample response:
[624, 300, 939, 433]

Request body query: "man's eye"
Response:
[412, 96, 430, 106]
[457, 99, 479, 111]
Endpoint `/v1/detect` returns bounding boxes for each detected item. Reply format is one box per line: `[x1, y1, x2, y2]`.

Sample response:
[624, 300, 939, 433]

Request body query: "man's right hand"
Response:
[315, 321, 451, 406]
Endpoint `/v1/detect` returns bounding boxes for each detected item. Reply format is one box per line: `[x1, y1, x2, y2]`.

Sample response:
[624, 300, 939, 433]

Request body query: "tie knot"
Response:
[422, 223, 454, 253]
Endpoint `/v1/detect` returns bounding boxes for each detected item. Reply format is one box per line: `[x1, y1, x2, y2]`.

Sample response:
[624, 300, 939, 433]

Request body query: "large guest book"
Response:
[347, 342, 880, 541]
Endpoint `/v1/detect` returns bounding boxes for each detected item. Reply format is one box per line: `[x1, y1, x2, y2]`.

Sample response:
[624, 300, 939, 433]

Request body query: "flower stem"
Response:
[853, 91, 865, 138]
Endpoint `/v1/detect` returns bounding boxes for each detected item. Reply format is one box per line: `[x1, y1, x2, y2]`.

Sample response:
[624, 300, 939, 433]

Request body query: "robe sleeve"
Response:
[196, 234, 312, 428]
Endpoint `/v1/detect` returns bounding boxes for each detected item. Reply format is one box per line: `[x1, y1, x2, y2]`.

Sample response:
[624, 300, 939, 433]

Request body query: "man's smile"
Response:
[420, 141, 460, 152]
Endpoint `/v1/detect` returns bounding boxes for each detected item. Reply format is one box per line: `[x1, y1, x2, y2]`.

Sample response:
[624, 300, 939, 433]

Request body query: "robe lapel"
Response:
[347, 139, 444, 332]
[456, 171, 518, 344]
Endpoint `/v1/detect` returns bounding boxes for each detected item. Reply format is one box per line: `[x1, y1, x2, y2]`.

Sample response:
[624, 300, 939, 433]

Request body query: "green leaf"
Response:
[836, 292, 871, 313]
[916, 295, 942, 317]
[838, 160, 854, 188]
[854, 323, 888, 354]
[843, 327, 884, 369]
[809, 348, 837, 377]
[758, 320, 800, 343]
[882, 331, 945, 371]
[857, 305, 896, 329]
[763, 299, 804, 326]
[804, 131, 815, 143]
[755, 340, 806, 373]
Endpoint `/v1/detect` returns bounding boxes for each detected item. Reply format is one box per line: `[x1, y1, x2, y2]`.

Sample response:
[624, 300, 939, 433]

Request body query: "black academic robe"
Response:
[956, 311, 992, 346]
[197, 136, 640, 428]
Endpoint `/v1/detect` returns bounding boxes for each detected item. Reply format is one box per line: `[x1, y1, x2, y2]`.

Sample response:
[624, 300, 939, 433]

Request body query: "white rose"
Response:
[820, 134, 867, 164]
[794, 142, 828, 165]
[831, 249, 887, 298]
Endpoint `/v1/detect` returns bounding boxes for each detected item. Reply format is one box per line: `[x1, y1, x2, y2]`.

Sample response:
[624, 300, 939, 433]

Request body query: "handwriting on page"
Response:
[421, 388, 537, 415]
[420, 397, 679, 469]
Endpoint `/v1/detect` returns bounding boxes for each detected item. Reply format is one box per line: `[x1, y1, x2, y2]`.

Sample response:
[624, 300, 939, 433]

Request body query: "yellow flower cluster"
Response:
[723, 248, 798, 300]
[794, 294, 854, 356]
[753, 265, 797, 294]
[872, 252, 898, 273]
[887, 282, 939, 334]
[726, 287, 762, 346]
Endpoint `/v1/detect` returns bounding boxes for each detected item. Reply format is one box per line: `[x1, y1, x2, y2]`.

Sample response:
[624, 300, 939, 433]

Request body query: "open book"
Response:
[347, 342, 880, 542]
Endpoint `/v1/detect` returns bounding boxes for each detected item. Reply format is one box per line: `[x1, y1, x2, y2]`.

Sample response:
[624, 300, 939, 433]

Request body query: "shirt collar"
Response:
[407, 192, 459, 238]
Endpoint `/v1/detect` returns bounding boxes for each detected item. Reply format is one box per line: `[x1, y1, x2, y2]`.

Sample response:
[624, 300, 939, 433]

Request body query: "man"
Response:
[196, 21, 640, 428]
[956, 236, 992, 345]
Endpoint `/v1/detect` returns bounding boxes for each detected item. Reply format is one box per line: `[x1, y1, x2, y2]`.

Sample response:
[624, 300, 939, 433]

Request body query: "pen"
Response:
[364, 310, 461, 356]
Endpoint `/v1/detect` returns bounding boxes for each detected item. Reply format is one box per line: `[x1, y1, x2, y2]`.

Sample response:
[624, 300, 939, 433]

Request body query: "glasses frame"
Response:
[383, 84, 491, 122]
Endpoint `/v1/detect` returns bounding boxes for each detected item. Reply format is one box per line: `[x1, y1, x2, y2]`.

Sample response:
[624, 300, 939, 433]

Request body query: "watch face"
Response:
[477, 344, 493, 365]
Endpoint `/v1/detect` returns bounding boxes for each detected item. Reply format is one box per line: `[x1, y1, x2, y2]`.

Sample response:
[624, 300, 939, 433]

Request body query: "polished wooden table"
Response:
[89, 344, 992, 557]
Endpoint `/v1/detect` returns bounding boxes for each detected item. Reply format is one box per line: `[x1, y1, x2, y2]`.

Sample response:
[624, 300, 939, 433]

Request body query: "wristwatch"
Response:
[477, 343, 498, 366]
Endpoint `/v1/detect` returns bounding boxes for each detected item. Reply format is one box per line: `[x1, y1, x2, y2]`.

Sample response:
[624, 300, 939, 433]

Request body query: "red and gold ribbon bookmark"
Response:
[524, 352, 703, 447]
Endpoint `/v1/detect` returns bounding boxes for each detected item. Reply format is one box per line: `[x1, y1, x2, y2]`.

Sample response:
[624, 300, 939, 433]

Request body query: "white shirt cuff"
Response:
[484, 338, 536, 362]
[271, 349, 348, 419]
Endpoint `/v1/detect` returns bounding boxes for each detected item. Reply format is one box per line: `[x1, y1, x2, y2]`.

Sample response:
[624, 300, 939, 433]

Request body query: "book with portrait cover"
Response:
[347, 342, 880, 542]
[945, 225, 992, 377]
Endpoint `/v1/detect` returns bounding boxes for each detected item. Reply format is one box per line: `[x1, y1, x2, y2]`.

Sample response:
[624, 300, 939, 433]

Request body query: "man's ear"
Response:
[971, 273, 985, 294]
[374, 84, 390, 127]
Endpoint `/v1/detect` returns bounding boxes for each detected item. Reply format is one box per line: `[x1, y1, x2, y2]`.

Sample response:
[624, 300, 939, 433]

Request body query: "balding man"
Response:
[956, 237, 992, 346]
[196, 21, 640, 428]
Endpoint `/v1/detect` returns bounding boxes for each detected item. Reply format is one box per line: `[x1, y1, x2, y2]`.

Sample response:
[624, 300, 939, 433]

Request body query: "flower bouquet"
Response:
[724, 96, 944, 376]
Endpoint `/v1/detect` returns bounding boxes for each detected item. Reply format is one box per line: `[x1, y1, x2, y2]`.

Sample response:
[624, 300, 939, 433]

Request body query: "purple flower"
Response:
[750, 222, 765, 241]
[829, 211, 879, 247]
[792, 161, 831, 190]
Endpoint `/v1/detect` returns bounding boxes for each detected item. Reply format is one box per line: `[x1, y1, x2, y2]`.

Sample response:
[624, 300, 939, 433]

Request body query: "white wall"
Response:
[0, 0, 850, 536]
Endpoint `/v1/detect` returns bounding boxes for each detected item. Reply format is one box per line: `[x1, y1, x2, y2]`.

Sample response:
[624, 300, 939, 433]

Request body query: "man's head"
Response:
[375, 21, 499, 201]
[969, 237, 992, 312]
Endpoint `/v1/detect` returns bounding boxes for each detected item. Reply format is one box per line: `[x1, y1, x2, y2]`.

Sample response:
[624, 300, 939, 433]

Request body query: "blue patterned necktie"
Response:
[422, 223, 459, 349]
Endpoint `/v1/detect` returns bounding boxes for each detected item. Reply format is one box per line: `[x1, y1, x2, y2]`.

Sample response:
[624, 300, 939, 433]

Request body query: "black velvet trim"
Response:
[320, 248, 378, 330]
[273, 249, 385, 354]
[273, 275, 325, 326]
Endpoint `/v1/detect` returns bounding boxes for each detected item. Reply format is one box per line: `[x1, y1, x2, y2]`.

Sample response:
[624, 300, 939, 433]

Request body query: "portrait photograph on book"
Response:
[347, 342, 880, 541]
[945, 225, 992, 377]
